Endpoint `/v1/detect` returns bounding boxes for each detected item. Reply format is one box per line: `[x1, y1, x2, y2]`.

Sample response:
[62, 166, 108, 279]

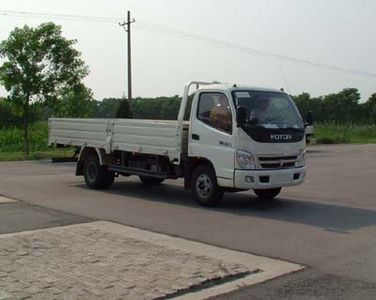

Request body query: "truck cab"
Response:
[181, 82, 306, 205]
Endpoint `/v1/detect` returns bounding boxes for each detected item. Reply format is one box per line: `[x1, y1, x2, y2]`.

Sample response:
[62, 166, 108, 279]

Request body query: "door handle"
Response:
[192, 134, 200, 140]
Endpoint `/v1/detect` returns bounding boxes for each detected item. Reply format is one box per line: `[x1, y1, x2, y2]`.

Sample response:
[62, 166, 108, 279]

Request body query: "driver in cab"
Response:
[249, 96, 271, 124]
[209, 95, 232, 132]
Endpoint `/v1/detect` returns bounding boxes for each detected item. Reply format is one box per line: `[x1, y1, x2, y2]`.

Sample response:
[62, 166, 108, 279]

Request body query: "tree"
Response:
[116, 98, 133, 118]
[0, 22, 89, 153]
[54, 84, 95, 118]
[293, 89, 365, 124]
[323, 88, 360, 123]
[92, 98, 121, 118]
[363, 93, 376, 123]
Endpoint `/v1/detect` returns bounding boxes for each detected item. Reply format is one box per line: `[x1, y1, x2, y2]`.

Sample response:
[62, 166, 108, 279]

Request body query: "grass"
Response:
[0, 122, 49, 152]
[0, 150, 75, 161]
[314, 123, 376, 144]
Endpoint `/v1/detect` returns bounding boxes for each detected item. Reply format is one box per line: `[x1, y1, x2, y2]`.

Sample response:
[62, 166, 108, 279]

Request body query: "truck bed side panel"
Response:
[48, 118, 109, 150]
[112, 119, 181, 159]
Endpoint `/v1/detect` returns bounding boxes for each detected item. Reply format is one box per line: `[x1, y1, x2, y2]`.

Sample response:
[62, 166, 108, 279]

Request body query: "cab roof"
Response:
[197, 83, 286, 94]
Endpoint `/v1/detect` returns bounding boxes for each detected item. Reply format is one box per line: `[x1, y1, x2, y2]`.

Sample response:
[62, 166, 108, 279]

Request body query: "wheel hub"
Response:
[196, 174, 212, 198]
[87, 162, 98, 181]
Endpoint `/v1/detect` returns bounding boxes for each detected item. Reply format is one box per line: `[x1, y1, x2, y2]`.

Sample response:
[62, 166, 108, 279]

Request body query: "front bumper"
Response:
[234, 166, 306, 190]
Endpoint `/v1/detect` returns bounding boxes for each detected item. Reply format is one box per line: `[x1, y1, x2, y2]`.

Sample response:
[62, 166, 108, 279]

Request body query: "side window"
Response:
[197, 93, 232, 134]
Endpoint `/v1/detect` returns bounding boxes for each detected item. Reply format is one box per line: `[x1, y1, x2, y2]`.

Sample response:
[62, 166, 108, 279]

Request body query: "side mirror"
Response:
[236, 106, 247, 126]
[305, 111, 313, 126]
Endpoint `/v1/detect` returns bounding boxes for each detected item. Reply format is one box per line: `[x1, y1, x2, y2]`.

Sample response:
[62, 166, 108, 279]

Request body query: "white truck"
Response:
[49, 81, 306, 206]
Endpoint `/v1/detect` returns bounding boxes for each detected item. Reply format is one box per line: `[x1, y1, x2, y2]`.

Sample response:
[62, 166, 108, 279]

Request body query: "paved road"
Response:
[0, 200, 91, 234]
[1, 144, 376, 299]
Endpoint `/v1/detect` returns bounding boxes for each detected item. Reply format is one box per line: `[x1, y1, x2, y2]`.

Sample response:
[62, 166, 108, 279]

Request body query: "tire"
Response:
[192, 164, 224, 207]
[83, 155, 114, 189]
[253, 188, 281, 200]
[139, 176, 165, 185]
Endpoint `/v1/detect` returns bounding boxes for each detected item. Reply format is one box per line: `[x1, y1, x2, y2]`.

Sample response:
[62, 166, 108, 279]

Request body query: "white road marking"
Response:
[0, 196, 16, 203]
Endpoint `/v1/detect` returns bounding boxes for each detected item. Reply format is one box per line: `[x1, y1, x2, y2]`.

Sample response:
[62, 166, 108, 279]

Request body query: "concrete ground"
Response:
[0, 144, 376, 299]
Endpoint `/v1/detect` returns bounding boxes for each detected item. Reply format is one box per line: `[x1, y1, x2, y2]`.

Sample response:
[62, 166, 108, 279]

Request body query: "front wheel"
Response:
[253, 188, 281, 200]
[192, 165, 224, 207]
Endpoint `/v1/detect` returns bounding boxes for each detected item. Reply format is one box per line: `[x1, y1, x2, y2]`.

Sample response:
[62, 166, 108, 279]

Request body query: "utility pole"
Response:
[119, 11, 135, 101]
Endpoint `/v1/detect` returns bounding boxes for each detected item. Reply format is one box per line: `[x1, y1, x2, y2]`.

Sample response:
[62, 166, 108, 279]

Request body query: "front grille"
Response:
[258, 156, 297, 161]
[257, 155, 298, 169]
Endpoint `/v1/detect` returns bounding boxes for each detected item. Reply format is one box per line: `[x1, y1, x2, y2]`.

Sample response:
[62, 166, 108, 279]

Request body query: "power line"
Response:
[136, 22, 376, 78]
[0, 10, 120, 23]
[1, 10, 375, 78]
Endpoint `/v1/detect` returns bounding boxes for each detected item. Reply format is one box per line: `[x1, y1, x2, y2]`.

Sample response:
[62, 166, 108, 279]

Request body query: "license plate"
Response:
[274, 173, 291, 184]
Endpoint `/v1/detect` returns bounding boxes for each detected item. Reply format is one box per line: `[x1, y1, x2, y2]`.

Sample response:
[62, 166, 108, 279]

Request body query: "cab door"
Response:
[189, 92, 236, 185]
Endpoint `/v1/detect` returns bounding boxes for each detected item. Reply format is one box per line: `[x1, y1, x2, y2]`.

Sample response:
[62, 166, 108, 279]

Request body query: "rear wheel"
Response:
[253, 188, 281, 200]
[139, 176, 165, 185]
[192, 164, 224, 207]
[83, 155, 114, 189]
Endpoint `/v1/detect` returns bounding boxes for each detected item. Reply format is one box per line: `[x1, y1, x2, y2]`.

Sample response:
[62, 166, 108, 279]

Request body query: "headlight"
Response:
[296, 150, 305, 167]
[236, 150, 256, 169]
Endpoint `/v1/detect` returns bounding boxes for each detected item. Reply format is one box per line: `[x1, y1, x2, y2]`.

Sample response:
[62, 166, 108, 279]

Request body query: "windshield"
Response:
[232, 91, 304, 129]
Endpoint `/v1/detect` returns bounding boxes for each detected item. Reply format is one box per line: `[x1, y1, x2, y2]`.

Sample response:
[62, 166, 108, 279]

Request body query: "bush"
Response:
[0, 122, 49, 152]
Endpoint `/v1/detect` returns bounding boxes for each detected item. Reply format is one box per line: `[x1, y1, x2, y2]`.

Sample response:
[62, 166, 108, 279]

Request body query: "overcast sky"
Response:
[0, 0, 375, 101]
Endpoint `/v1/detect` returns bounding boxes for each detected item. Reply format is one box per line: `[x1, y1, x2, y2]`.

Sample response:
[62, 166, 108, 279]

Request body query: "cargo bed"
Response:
[48, 118, 189, 162]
